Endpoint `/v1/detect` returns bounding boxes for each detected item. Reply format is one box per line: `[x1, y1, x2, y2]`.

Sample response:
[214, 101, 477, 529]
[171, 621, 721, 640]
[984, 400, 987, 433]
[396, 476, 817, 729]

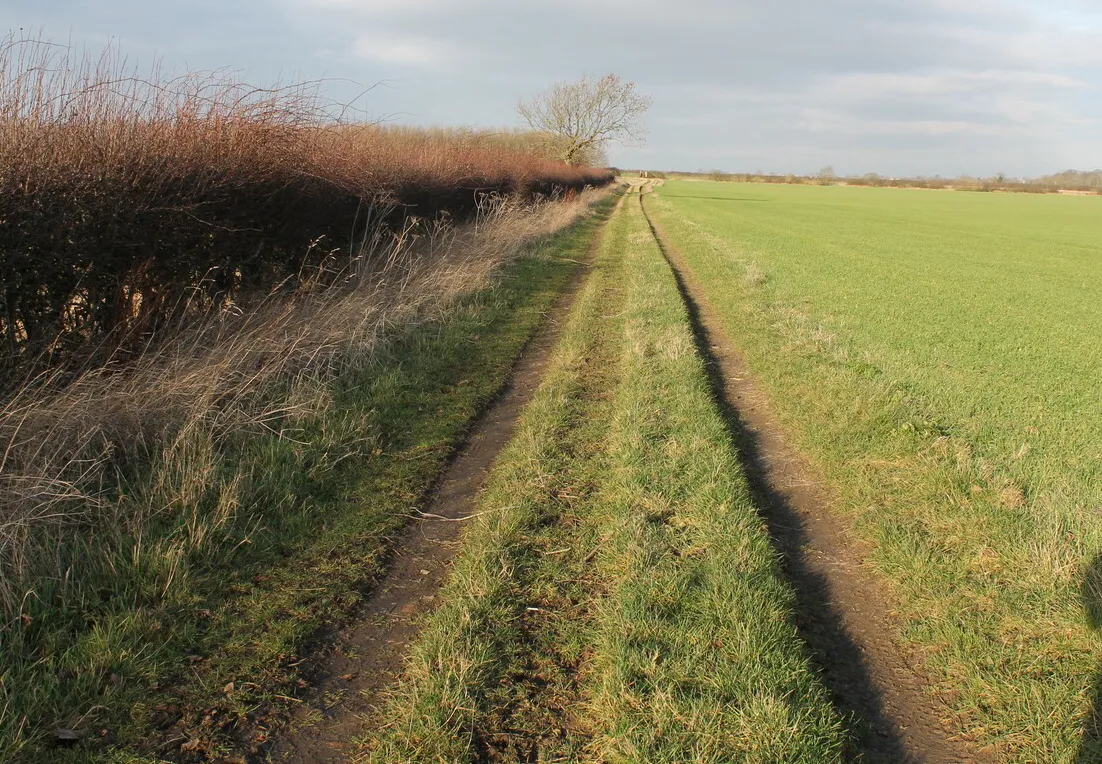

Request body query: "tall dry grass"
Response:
[0, 186, 605, 619]
[0, 34, 611, 370]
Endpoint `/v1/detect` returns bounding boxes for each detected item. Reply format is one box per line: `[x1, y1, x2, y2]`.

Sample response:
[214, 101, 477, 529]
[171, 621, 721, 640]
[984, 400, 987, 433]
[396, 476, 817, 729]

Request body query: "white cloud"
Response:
[794, 108, 1036, 138]
[349, 32, 458, 69]
[290, 0, 448, 9]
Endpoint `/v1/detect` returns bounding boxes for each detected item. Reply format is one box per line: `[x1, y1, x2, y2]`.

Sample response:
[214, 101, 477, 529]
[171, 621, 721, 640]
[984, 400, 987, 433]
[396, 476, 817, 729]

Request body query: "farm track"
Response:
[267, 202, 617, 764]
[363, 185, 846, 761]
[637, 186, 986, 764]
[270, 185, 988, 763]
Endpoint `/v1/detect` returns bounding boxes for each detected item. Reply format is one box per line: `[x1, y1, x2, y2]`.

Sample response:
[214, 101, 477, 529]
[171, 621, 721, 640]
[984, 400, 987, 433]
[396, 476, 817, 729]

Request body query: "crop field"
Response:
[647, 180, 1102, 762]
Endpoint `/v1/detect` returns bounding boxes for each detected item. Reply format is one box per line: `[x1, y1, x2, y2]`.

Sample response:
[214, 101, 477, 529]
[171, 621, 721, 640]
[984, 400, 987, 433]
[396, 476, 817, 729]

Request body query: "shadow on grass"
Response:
[639, 198, 908, 763]
[1077, 555, 1102, 762]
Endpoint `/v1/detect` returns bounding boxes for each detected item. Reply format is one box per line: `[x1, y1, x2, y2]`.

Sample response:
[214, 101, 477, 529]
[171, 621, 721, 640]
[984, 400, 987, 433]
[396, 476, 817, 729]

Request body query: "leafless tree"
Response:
[518, 74, 651, 166]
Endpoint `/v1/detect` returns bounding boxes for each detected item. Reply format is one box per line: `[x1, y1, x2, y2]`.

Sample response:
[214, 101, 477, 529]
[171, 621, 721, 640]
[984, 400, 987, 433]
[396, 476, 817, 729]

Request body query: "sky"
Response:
[4, 0, 1102, 177]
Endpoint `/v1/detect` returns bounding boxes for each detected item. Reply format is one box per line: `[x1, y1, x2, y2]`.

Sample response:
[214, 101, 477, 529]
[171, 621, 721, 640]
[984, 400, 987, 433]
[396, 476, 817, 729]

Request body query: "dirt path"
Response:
[267, 209, 613, 764]
[638, 190, 987, 764]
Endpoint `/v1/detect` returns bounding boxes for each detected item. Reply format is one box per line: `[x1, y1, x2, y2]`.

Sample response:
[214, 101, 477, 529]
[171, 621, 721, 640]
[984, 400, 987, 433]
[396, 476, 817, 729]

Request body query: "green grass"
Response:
[1, 197, 616, 764]
[362, 193, 844, 763]
[649, 180, 1102, 762]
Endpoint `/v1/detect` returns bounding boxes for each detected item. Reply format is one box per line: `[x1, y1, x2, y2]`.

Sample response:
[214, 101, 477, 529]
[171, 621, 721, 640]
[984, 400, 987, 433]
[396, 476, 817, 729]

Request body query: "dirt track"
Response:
[269, 186, 988, 763]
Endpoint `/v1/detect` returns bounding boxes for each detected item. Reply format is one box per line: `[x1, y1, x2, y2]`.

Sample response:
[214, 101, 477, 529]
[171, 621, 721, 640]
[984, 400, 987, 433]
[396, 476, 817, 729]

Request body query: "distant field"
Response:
[650, 180, 1102, 761]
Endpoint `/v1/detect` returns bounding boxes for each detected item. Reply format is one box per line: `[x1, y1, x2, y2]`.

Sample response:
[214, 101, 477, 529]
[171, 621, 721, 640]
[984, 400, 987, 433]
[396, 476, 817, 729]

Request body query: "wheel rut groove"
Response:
[267, 205, 614, 764]
[638, 189, 987, 764]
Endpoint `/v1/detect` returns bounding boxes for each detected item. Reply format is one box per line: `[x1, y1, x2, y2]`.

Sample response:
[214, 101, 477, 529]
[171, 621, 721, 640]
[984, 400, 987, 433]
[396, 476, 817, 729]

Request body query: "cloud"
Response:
[349, 32, 459, 69]
[284, 0, 474, 14]
[792, 109, 1037, 139]
[291, 0, 428, 7]
[818, 70, 1086, 102]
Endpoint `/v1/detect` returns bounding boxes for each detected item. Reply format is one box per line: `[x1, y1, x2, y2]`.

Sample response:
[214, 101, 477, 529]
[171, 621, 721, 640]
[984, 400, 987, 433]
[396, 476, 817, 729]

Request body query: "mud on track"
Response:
[638, 189, 988, 764]
[267, 206, 615, 764]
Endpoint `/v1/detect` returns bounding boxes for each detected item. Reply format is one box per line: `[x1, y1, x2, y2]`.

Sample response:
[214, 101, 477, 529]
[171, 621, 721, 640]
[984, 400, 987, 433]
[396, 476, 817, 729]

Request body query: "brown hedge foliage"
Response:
[0, 36, 612, 372]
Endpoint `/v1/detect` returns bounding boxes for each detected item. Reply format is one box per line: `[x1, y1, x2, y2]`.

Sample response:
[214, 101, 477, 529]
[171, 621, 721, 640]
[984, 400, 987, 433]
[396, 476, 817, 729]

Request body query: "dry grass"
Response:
[0, 34, 612, 755]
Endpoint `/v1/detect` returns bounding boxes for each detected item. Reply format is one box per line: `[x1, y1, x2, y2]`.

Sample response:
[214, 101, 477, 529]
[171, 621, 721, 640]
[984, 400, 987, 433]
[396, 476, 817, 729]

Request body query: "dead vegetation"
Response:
[0, 180, 608, 758]
[0, 183, 605, 623]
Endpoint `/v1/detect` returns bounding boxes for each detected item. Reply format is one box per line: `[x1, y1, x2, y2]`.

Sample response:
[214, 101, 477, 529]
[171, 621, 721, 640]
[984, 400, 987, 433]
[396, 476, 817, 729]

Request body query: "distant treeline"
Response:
[0, 36, 612, 373]
[623, 168, 1102, 194]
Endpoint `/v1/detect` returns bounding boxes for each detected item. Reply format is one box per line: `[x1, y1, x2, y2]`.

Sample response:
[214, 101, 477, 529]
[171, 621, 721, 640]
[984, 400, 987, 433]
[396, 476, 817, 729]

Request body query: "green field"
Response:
[649, 180, 1102, 762]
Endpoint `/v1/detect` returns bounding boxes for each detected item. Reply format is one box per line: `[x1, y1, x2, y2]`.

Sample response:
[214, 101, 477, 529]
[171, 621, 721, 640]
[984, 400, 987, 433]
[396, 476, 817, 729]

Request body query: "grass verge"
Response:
[361, 192, 844, 763]
[3, 193, 618, 764]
